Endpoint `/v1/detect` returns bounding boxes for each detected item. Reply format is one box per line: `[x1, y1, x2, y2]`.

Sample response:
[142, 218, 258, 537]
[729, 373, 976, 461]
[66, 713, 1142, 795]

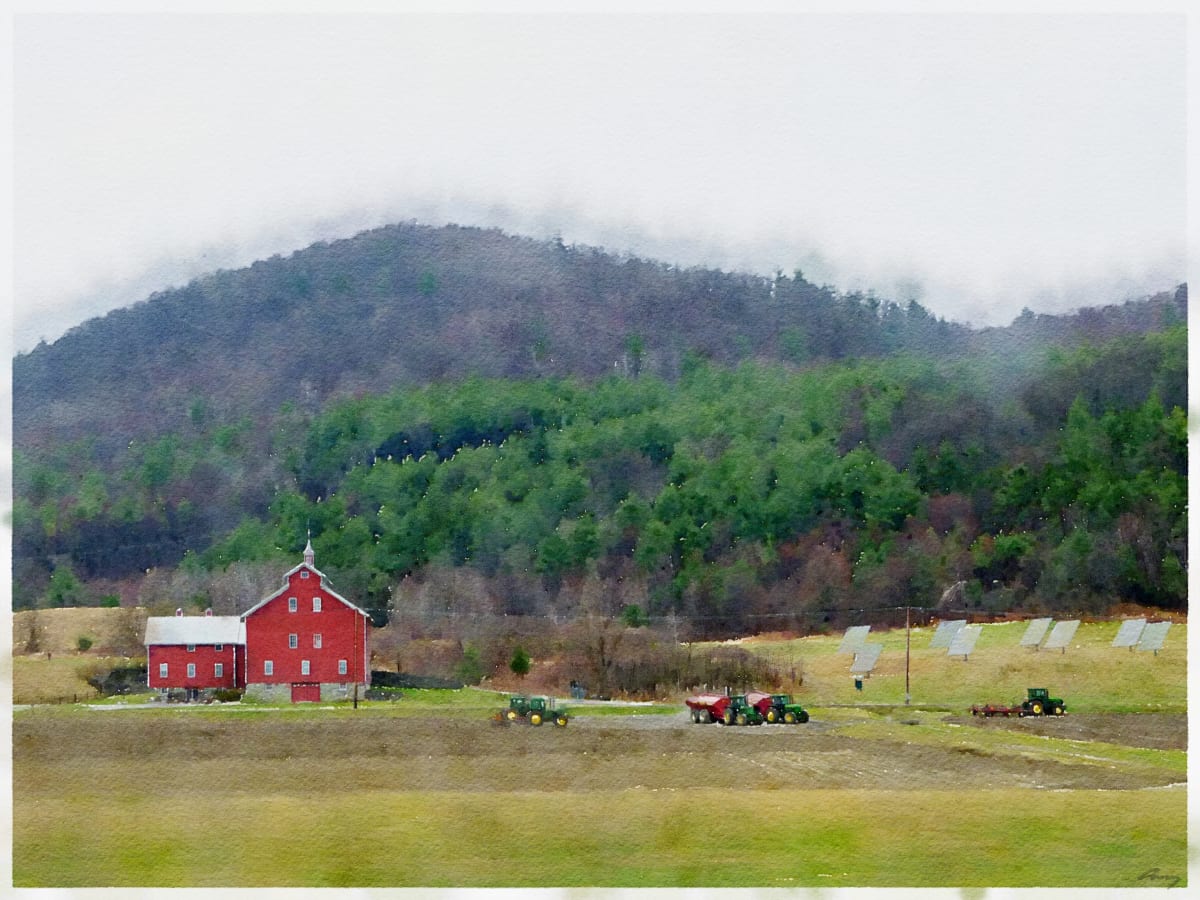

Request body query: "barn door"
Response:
[291, 683, 321, 703]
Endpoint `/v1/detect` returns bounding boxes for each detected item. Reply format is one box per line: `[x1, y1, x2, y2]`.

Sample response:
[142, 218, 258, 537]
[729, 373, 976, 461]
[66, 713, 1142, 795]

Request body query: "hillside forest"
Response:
[11, 224, 1188, 660]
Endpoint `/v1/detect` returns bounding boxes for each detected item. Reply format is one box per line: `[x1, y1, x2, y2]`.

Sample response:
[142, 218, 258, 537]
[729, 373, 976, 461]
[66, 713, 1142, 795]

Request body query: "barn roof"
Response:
[240, 541, 370, 620]
[144, 615, 245, 646]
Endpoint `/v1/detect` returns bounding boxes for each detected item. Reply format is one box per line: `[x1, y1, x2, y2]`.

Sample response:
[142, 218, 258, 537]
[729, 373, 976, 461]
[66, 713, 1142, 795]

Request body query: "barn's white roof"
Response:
[144, 616, 245, 646]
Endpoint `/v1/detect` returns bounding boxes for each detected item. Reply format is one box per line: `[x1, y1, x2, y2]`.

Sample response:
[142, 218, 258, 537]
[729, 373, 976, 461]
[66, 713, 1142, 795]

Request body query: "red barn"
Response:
[241, 540, 372, 703]
[144, 613, 246, 700]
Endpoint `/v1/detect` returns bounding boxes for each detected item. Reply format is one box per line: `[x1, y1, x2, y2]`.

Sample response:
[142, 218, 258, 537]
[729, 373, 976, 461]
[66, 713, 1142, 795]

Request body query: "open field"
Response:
[12, 619, 1187, 887]
[13, 700, 1186, 887]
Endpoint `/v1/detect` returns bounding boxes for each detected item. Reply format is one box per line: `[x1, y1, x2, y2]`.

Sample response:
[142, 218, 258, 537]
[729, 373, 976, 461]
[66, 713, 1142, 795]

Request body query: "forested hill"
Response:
[13, 221, 1184, 453]
[11, 220, 1188, 632]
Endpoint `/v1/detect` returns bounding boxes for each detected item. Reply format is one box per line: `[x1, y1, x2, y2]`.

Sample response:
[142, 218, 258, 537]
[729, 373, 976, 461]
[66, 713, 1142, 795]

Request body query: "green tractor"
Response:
[1020, 687, 1066, 717]
[721, 695, 765, 726]
[497, 694, 569, 727]
[749, 691, 810, 724]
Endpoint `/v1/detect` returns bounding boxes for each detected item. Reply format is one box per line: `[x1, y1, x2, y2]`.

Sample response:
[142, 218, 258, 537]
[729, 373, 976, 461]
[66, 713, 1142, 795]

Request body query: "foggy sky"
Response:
[11, 9, 1188, 353]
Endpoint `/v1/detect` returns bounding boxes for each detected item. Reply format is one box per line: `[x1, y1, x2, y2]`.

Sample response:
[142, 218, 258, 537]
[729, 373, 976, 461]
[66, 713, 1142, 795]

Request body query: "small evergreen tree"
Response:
[509, 646, 531, 680]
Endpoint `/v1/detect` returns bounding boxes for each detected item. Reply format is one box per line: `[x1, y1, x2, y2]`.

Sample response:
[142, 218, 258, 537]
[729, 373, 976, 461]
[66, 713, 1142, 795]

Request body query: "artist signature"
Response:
[1138, 868, 1181, 888]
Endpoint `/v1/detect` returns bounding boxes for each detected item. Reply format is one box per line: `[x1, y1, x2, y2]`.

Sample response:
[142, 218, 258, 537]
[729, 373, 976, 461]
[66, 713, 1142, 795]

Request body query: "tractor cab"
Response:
[765, 693, 810, 724]
[722, 695, 765, 726]
[1021, 688, 1066, 716]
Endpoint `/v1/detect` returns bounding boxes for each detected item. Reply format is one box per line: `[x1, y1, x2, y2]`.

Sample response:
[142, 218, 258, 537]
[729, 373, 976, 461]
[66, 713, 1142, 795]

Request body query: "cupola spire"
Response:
[303, 532, 315, 568]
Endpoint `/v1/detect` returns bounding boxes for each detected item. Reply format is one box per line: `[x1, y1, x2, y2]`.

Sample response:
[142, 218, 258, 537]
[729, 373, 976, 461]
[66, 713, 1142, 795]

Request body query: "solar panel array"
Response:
[837, 625, 872, 655]
[849, 643, 883, 674]
[928, 619, 966, 649]
[1112, 618, 1147, 649]
[1137, 621, 1172, 653]
[1043, 619, 1080, 650]
[1019, 617, 1054, 647]
[947, 624, 982, 658]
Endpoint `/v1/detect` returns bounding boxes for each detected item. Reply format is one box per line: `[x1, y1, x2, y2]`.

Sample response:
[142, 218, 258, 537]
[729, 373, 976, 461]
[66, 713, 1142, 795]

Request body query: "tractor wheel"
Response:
[798, 711, 809, 723]
[554, 715, 568, 727]
[723, 710, 735, 726]
[735, 712, 748, 726]
[1053, 705, 1064, 716]
[783, 711, 797, 724]
[1030, 702, 1043, 716]
[765, 709, 778, 723]
[506, 709, 518, 721]
[530, 713, 543, 726]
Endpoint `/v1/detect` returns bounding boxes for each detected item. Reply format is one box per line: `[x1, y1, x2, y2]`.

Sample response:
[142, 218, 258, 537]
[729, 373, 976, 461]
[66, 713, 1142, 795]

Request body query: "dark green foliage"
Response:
[85, 665, 149, 696]
[509, 646, 531, 679]
[75, 636, 94, 652]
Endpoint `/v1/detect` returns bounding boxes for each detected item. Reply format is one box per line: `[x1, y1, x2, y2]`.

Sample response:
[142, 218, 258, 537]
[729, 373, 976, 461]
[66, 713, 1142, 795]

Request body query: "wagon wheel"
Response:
[699, 709, 711, 724]
[783, 711, 797, 724]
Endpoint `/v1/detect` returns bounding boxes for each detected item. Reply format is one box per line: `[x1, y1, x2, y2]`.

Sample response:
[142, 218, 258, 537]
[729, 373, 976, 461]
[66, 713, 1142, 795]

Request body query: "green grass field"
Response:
[12, 619, 1187, 888]
[13, 784, 1184, 887]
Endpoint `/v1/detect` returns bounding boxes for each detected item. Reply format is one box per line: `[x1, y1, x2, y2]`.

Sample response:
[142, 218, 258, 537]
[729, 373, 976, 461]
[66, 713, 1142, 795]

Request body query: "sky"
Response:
[8, 5, 1190, 354]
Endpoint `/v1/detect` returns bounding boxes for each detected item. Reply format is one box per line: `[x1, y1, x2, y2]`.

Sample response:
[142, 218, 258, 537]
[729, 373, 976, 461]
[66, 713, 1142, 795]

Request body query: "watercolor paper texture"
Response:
[8, 6, 1189, 891]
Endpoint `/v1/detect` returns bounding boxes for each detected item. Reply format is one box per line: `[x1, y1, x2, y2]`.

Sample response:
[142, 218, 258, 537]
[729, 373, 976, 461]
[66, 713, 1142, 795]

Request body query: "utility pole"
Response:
[904, 604, 911, 706]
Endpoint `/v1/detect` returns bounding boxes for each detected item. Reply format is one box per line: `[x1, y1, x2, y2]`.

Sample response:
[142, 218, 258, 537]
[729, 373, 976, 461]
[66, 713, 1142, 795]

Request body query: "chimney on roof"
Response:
[175, 608, 183, 617]
[205, 608, 213, 617]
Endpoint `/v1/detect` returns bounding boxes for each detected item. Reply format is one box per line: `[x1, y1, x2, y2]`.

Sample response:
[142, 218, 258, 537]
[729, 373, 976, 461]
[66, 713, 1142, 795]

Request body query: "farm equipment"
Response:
[685, 693, 764, 725]
[746, 690, 810, 724]
[493, 694, 569, 726]
[970, 687, 1067, 718]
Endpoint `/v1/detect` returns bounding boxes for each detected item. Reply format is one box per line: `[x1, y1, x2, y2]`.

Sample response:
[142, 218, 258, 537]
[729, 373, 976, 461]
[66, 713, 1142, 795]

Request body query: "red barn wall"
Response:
[244, 569, 370, 686]
[147, 643, 244, 689]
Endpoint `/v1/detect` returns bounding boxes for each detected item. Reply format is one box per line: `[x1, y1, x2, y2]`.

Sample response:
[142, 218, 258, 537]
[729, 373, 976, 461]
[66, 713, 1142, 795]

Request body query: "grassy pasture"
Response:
[734, 619, 1186, 712]
[14, 783, 1184, 888]
[11, 620, 1186, 888]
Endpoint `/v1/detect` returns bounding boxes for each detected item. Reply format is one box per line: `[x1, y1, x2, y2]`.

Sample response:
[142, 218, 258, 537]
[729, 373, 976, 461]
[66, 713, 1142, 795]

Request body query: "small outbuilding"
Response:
[144, 612, 246, 700]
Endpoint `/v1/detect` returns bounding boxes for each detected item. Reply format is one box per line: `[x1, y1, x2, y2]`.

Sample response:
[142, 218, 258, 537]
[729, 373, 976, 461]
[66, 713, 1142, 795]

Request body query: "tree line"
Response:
[13, 325, 1187, 637]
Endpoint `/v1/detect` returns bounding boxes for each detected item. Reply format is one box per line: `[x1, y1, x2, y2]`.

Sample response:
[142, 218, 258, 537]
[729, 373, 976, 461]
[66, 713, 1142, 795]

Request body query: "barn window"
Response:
[289, 633, 298, 649]
[338, 659, 348, 675]
[301, 659, 311, 676]
[300, 570, 310, 579]
[187, 644, 196, 652]
[214, 663, 224, 678]
[159, 663, 168, 678]
[187, 663, 196, 678]
[215, 644, 223, 652]
[264, 660, 274, 676]
[313, 633, 322, 649]
[313, 597, 322, 613]
[288, 597, 298, 612]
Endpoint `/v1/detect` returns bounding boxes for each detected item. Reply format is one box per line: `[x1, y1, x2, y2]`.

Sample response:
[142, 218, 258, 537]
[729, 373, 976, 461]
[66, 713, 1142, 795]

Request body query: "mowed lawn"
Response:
[14, 785, 1185, 888]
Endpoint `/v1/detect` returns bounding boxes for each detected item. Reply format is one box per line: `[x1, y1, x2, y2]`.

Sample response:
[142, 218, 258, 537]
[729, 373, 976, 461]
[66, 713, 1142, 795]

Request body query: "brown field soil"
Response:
[948, 711, 1187, 750]
[13, 708, 1184, 797]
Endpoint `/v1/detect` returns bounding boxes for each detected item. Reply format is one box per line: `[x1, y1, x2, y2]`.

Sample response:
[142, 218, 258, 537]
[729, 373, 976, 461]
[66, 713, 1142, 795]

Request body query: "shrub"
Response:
[212, 688, 243, 703]
[76, 636, 94, 652]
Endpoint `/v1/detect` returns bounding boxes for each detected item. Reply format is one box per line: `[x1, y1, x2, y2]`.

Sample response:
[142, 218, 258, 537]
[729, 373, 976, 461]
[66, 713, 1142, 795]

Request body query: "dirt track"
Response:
[13, 709, 1184, 799]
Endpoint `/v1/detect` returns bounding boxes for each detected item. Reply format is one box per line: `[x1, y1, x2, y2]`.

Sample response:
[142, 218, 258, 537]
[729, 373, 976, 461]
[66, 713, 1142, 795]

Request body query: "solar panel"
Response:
[1043, 619, 1080, 651]
[1019, 617, 1054, 647]
[947, 624, 982, 658]
[849, 642, 883, 674]
[837, 625, 871, 655]
[929, 619, 966, 648]
[1137, 621, 1172, 653]
[1112, 618, 1147, 649]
